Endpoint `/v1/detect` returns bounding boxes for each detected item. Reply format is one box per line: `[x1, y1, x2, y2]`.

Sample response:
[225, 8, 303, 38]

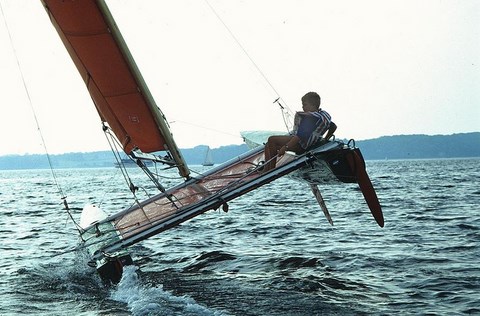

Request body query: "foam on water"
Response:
[111, 265, 224, 316]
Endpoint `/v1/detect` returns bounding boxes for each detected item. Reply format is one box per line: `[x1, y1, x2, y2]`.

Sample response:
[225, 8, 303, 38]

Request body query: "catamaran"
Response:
[40, 0, 383, 283]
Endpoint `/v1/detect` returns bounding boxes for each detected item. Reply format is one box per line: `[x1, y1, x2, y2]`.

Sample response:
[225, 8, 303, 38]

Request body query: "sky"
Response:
[0, 0, 478, 155]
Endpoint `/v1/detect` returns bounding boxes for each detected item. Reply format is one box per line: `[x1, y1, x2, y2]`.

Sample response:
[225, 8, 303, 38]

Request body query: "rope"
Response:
[1, 4, 58, 192]
[273, 98, 295, 134]
[171, 119, 241, 140]
[102, 125, 184, 223]
[102, 126, 147, 211]
[0, 3, 83, 233]
[203, 0, 294, 132]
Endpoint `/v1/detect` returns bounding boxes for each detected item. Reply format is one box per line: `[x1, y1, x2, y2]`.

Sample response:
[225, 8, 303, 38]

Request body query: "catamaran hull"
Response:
[83, 141, 382, 261]
[79, 141, 383, 282]
[289, 147, 360, 185]
[95, 254, 133, 284]
[240, 131, 383, 226]
[80, 205, 133, 283]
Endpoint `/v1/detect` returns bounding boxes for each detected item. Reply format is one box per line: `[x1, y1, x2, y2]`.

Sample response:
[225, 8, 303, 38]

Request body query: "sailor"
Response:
[263, 92, 336, 172]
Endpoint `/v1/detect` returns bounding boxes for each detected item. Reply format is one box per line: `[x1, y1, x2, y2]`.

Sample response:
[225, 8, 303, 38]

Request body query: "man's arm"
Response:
[324, 122, 337, 140]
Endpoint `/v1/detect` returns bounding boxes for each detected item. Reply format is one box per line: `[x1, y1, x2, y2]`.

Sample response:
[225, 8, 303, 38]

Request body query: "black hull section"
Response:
[325, 147, 366, 184]
[96, 254, 134, 284]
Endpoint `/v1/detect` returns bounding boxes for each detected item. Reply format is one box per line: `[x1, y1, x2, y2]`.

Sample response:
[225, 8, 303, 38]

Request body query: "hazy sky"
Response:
[0, 0, 478, 155]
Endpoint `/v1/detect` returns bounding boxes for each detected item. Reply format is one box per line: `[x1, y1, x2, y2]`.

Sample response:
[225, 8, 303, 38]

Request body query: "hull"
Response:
[106, 141, 346, 250]
[81, 140, 382, 274]
[241, 131, 384, 226]
[79, 205, 133, 283]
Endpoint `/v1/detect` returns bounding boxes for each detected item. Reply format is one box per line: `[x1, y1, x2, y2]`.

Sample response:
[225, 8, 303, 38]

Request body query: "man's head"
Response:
[301, 92, 321, 111]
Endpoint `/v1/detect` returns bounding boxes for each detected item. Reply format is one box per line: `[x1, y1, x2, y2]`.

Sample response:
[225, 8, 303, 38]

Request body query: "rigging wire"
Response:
[170, 119, 241, 141]
[103, 126, 158, 193]
[103, 125, 140, 198]
[203, 0, 295, 132]
[0, 2, 83, 233]
[102, 125, 181, 212]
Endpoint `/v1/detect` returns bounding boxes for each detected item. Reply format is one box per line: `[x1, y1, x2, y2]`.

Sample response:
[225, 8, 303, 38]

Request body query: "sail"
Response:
[202, 147, 214, 166]
[40, 0, 189, 178]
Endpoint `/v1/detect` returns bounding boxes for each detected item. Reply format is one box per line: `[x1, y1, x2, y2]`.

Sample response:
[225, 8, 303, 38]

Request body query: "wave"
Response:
[182, 251, 236, 273]
[111, 266, 224, 316]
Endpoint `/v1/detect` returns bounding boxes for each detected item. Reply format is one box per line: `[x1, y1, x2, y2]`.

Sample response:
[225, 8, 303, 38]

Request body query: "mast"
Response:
[41, 0, 190, 178]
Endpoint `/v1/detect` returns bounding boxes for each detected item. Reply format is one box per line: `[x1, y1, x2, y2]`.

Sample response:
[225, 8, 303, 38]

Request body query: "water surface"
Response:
[1, 159, 479, 315]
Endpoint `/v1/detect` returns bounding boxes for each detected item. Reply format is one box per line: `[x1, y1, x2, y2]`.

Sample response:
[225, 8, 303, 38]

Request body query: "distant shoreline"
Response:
[1, 132, 478, 170]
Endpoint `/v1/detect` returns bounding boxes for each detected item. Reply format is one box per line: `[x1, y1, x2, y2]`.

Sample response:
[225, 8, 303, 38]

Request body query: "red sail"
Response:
[41, 1, 184, 164]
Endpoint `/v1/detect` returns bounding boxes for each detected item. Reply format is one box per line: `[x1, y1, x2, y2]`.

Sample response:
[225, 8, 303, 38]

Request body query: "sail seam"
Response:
[63, 30, 109, 37]
[103, 90, 142, 99]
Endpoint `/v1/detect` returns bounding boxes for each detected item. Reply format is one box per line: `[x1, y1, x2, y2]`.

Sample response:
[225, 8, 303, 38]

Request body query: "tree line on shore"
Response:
[1, 132, 478, 170]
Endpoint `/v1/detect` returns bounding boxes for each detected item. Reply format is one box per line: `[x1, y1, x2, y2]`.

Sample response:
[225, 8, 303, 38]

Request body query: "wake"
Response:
[110, 265, 225, 316]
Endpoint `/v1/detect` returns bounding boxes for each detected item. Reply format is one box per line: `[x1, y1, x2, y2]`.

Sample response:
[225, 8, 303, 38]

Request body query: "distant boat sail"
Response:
[202, 147, 214, 166]
[39, 0, 384, 284]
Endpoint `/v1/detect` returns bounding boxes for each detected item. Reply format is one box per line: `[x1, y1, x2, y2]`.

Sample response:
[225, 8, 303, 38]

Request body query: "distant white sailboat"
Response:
[202, 147, 214, 166]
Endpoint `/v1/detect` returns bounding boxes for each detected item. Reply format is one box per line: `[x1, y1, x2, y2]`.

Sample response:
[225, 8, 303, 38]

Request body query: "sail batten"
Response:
[41, 0, 189, 177]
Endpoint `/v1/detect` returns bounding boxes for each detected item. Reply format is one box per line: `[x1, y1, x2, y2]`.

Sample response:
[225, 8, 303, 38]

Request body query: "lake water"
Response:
[1, 158, 479, 315]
